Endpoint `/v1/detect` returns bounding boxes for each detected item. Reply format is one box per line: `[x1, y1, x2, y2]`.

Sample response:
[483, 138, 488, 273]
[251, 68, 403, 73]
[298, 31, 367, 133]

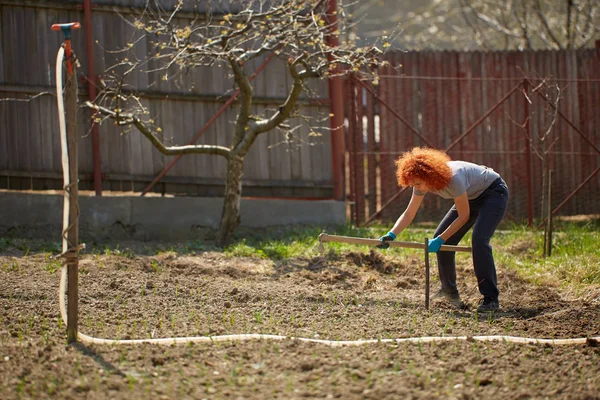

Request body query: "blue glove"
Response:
[377, 231, 396, 249]
[428, 236, 445, 253]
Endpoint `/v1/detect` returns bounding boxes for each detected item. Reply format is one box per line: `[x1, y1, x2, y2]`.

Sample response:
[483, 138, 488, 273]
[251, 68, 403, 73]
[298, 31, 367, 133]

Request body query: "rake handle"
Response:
[318, 233, 472, 253]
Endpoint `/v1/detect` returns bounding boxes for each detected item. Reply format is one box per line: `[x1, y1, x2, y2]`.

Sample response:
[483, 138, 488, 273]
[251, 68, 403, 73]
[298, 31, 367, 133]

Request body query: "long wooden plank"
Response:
[505, 51, 523, 216]
[36, 7, 55, 188]
[19, 6, 39, 178]
[0, 94, 8, 173]
[496, 51, 507, 177]
[457, 52, 471, 161]
[0, 5, 5, 82]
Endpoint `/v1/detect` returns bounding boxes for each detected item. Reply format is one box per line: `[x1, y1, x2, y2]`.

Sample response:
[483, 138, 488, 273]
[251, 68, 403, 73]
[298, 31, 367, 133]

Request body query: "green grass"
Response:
[224, 223, 470, 260]
[494, 221, 600, 290]
[223, 220, 600, 292]
[225, 225, 384, 260]
[1, 218, 597, 294]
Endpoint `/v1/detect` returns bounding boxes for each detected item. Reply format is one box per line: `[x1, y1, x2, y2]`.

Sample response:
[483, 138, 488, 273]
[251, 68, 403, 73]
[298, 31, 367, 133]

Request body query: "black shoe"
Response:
[477, 298, 500, 312]
[431, 289, 465, 309]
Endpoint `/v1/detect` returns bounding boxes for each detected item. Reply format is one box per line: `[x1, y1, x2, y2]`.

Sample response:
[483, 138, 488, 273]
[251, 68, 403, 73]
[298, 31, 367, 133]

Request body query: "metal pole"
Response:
[83, 0, 102, 196]
[325, 0, 346, 201]
[545, 170, 553, 257]
[424, 238, 430, 311]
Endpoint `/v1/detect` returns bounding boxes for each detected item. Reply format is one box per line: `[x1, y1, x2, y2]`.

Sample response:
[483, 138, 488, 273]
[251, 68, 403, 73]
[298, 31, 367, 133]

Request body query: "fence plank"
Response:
[378, 53, 391, 208]
[0, 6, 5, 82]
[0, 96, 8, 173]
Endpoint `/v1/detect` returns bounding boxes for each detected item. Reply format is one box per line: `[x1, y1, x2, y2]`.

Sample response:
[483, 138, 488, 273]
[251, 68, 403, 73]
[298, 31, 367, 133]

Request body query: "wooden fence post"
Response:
[53, 22, 82, 344]
[65, 56, 80, 344]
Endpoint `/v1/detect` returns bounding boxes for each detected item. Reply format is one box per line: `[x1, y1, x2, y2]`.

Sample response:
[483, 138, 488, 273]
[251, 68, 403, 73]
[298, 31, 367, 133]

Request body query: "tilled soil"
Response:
[1, 243, 599, 399]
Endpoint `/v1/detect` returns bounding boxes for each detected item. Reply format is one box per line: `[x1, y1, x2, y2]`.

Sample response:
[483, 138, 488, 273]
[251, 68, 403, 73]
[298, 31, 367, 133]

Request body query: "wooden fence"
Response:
[2, 1, 599, 222]
[0, 0, 333, 198]
[347, 49, 600, 223]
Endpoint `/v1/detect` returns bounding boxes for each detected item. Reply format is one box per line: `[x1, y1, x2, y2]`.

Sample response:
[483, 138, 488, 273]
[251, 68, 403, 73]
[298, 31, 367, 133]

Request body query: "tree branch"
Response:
[566, 0, 574, 48]
[250, 59, 318, 136]
[459, 0, 492, 50]
[229, 57, 253, 153]
[84, 101, 230, 158]
[0, 92, 53, 102]
[579, 0, 594, 45]
[534, 0, 564, 48]
[462, 0, 520, 38]
[513, 1, 533, 50]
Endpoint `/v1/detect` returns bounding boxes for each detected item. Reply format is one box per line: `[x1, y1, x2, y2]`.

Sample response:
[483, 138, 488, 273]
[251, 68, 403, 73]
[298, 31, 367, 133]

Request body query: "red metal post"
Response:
[83, 0, 102, 196]
[354, 84, 365, 225]
[325, 0, 346, 201]
[366, 86, 376, 218]
[347, 75, 358, 224]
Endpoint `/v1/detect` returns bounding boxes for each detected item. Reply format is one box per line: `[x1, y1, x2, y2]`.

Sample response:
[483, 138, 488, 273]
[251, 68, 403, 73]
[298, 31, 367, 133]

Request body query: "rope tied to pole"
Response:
[58, 180, 84, 262]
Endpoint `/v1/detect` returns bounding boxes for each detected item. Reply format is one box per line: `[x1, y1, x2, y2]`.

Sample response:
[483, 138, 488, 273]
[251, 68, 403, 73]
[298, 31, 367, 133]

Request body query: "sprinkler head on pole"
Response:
[52, 22, 81, 75]
[51, 22, 81, 40]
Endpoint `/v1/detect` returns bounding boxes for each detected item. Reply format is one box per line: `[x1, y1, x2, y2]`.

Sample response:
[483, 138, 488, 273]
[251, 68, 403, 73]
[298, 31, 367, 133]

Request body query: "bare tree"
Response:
[529, 79, 560, 256]
[86, 0, 390, 245]
[459, 0, 600, 50]
[350, 0, 599, 50]
[509, 77, 560, 253]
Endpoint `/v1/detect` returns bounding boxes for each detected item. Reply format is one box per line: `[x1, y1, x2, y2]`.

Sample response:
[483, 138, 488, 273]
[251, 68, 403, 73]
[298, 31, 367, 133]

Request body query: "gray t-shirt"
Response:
[414, 161, 500, 199]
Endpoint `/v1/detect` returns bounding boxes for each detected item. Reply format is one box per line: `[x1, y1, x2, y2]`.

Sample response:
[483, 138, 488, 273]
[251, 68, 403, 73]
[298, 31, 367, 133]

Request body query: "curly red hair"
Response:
[395, 147, 453, 191]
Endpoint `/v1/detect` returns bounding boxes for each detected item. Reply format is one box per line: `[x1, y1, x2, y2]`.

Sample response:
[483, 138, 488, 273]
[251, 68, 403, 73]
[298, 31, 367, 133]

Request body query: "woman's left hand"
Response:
[428, 236, 445, 252]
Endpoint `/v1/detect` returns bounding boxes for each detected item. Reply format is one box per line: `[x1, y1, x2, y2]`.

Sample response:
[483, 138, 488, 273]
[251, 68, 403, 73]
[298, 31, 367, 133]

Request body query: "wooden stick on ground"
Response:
[424, 238, 430, 310]
[317, 234, 472, 253]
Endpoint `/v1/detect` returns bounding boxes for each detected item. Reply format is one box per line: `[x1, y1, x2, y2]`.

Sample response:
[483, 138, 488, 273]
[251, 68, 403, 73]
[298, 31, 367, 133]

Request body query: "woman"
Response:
[378, 147, 509, 312]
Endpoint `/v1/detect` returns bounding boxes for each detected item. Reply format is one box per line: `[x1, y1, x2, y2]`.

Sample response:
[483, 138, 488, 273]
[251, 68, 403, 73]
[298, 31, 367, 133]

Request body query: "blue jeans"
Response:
[434, 178, 509, 301]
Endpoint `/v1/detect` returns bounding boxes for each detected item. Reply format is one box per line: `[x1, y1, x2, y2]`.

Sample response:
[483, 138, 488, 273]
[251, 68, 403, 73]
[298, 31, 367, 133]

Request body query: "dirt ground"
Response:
[1, 239, 599, 399]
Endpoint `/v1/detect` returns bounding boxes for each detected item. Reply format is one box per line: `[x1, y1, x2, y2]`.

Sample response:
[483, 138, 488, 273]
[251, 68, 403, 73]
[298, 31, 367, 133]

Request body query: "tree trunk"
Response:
[217, 155, 244, 246]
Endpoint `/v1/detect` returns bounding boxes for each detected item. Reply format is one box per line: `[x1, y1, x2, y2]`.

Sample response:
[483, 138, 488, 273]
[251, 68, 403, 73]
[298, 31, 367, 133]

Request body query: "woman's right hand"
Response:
[377, 231, 396, 249]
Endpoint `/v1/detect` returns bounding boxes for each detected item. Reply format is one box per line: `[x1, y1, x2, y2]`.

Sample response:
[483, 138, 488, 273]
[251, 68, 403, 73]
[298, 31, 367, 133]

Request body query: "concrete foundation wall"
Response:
[0, 192, 346, 241]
